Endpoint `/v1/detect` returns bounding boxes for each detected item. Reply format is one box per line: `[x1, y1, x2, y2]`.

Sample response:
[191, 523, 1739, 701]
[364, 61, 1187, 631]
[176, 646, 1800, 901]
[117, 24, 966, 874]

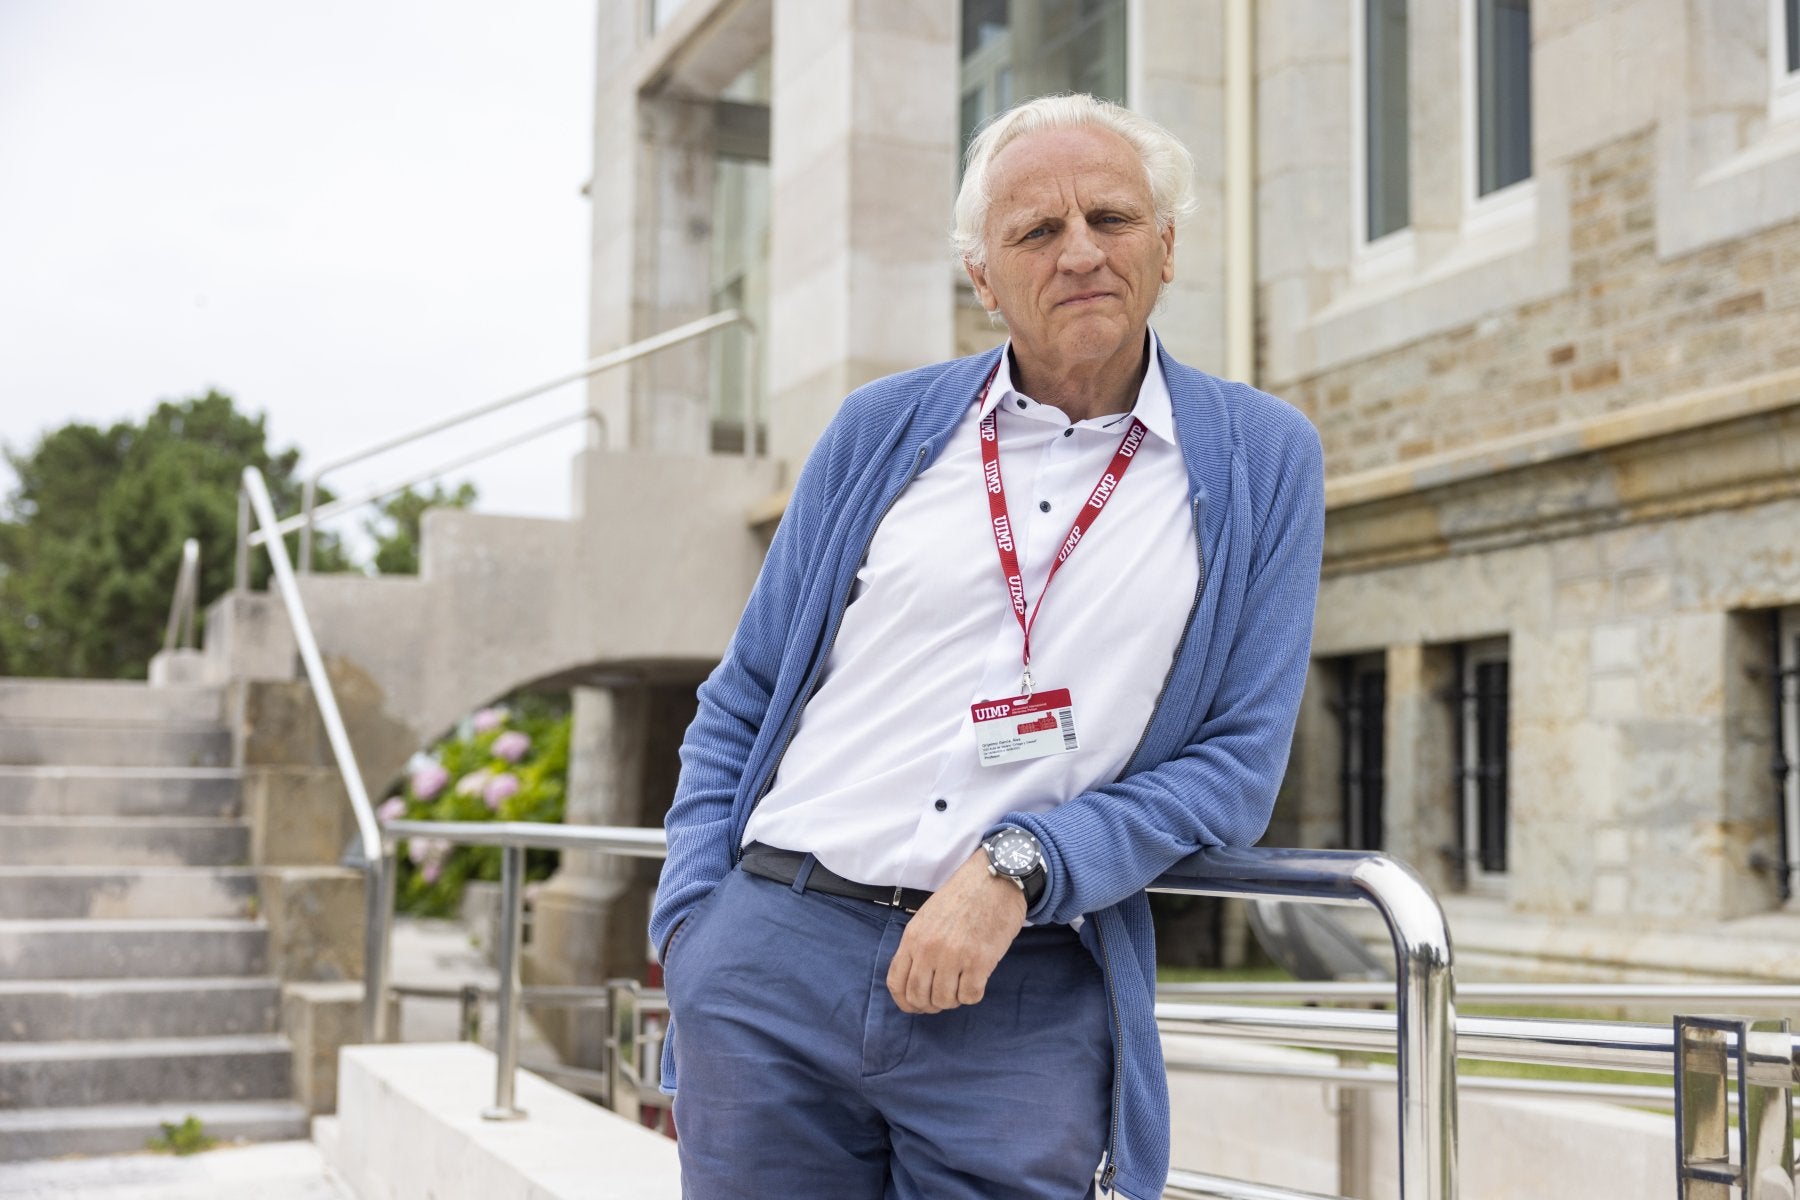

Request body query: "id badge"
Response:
[970, 688, 1079, 767]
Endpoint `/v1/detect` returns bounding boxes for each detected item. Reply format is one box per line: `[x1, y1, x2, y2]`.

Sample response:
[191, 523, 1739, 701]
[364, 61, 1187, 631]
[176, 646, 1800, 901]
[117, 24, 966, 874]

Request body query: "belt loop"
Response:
[790, 853, 816, 894]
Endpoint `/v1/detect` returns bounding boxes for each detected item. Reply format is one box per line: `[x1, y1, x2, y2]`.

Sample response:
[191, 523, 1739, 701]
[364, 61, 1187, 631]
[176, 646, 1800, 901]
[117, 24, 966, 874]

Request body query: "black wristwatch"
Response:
[981, 827, 1047, 907]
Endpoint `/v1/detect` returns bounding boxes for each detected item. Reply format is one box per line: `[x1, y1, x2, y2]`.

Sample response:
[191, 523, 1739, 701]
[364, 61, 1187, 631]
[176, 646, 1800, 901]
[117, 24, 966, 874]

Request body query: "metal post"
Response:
[234, 491, 250, 593]
[361, 850, 397, 1043]
[298, 474, 317, 574]
[482, 843, 527, 1120]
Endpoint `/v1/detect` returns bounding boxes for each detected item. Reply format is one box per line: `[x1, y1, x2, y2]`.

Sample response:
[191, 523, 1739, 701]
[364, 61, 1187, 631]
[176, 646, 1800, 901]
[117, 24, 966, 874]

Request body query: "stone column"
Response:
[527, 684, 653, 1066]
[586, 14, 718, 455]
[766, 0, 958, 467]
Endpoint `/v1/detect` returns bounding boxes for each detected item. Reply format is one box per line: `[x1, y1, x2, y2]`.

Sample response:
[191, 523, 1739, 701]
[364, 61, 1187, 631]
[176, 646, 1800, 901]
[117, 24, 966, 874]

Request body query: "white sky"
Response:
[0, 0, 597, 553]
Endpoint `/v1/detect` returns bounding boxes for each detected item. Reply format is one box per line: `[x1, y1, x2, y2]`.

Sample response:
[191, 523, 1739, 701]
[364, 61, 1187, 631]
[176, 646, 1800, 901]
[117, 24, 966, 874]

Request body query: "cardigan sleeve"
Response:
[997, 409, 1326, 926]
[648, 418, 849, 956]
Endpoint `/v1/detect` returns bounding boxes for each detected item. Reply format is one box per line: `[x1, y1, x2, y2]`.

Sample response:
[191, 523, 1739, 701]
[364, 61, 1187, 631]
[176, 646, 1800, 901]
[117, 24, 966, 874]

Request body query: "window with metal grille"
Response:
[1455, 640, 1510, 882]
[1774, 607, 1800, 899]
[1470, 0, 1533, 197]
[1362, 0, 1411, 241]
[1337, 654, 1387, 850]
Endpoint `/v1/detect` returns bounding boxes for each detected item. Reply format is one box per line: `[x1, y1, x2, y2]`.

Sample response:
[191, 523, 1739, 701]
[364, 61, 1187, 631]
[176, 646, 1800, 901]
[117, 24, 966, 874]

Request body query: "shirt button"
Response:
[934, 798, 948, 812]
[1062, 428, 1074, 438]
[1038, 500, 1051, 513]
[1015, 398, 1027, 409]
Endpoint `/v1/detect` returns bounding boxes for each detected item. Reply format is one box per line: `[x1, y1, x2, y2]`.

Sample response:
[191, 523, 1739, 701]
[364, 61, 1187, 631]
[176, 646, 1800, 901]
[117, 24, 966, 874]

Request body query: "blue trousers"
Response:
[663, 864, 1112, 1199]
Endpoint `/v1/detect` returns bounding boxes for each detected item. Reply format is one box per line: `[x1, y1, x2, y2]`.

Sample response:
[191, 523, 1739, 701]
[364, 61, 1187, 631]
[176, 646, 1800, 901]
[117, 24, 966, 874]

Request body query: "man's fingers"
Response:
[955, 973, 986, 1006]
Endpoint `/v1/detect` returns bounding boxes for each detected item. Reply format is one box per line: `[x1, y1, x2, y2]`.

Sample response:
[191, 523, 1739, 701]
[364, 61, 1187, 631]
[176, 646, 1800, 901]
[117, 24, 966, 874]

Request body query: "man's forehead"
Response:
[985, 127, 1150, 213]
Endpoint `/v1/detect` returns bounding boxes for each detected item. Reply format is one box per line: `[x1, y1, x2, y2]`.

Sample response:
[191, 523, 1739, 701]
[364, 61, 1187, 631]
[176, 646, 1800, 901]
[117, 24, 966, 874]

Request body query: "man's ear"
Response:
[965, 258, 999, 314]
[1160, 221, 1176, 285]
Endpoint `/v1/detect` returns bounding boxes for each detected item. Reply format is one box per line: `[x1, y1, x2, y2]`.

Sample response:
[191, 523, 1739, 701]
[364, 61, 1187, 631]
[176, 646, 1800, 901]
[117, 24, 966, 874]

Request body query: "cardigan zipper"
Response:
[733, 442, 934, 861]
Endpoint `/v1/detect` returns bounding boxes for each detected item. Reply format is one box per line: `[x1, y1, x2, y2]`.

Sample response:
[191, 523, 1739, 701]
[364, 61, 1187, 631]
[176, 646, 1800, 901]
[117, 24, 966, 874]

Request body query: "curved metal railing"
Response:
[378, 825, 1460, 1200]
[238, 466, 392, 1042]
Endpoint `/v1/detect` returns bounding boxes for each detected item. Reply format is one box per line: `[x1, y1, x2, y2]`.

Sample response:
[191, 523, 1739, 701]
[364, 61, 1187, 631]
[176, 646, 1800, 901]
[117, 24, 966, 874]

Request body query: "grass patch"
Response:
[145, 1114, 217, 1156]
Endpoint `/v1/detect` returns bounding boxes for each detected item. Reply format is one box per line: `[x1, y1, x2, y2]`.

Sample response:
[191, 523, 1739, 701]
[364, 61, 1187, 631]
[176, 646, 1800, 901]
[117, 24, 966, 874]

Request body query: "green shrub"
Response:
[381, 696, 570, 917]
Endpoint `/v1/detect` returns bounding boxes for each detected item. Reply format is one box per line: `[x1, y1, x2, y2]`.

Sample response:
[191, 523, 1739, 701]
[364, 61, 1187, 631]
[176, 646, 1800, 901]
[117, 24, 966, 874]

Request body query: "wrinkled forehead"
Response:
[984, 126, 1154, 224]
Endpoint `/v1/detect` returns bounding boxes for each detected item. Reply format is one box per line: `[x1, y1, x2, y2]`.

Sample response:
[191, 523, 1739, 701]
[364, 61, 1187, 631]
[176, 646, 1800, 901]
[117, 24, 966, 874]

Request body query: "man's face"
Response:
[965, 124, 1176, 372]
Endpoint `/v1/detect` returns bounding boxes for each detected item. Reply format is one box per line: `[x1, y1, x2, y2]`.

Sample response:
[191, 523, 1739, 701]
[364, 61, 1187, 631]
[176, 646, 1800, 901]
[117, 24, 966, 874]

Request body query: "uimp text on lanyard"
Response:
[967, 366, 1149, 768]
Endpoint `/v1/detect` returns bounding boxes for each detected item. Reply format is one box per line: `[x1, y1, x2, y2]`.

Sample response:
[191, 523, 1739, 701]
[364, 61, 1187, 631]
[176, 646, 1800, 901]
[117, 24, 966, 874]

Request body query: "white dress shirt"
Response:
[742, 332, 1201, 891]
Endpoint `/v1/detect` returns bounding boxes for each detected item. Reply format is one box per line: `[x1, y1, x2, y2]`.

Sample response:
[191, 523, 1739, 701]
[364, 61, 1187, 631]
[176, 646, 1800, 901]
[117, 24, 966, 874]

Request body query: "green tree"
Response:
[363, 480, 477, 576]
[0, 390, 347, 679]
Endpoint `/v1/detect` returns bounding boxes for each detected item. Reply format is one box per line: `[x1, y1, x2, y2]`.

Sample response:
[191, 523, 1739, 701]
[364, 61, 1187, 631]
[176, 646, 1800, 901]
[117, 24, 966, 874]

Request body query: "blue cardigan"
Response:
[653, 340, 1325, 1200]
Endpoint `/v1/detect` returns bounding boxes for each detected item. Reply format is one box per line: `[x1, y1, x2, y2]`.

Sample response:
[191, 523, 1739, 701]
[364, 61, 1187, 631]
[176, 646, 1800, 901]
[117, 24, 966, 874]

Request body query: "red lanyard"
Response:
[976, 372, 1148, 693]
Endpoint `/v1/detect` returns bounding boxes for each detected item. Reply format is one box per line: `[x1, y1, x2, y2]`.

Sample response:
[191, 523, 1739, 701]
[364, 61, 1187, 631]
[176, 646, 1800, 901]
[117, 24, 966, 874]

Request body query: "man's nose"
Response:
[1058, 223, 1104, 273]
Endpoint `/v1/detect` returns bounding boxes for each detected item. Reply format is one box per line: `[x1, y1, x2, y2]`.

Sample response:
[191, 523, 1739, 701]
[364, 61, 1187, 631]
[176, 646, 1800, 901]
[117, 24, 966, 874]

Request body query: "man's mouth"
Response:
[1057, 291, 1114, 307]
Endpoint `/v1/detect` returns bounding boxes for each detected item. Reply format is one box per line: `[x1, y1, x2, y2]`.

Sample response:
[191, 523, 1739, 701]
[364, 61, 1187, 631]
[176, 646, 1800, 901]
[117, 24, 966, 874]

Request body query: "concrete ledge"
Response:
[323, 1043, 680, 1199]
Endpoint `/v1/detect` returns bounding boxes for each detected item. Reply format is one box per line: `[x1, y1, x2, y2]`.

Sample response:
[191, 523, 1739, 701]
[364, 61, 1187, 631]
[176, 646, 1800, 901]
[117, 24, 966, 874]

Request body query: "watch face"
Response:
[990, 829, 1039, 876]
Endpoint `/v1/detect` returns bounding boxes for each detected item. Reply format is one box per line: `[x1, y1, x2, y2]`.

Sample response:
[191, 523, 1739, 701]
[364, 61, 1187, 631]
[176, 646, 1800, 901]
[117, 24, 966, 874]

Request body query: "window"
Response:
[1361, 0, 1411, 242]
[1775, 607, 1800, 899]
[1775, 0, 1800, 123]
[1787, 0, 1800, 75]
[959, 0, 1128, 156]
[1455, 640, 1509, 885]
[1469, 0, 1532, 198]
[1337, 655, 1387, 851]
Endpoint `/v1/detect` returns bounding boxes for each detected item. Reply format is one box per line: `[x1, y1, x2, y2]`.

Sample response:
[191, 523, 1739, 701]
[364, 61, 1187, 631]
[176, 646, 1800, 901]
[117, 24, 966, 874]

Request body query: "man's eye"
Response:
[1022, 227, 1049, 240]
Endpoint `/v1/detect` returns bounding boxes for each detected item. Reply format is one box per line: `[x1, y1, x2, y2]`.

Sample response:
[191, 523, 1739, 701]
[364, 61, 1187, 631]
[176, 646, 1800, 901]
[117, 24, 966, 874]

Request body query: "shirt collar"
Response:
[980, 328, 1177, 444]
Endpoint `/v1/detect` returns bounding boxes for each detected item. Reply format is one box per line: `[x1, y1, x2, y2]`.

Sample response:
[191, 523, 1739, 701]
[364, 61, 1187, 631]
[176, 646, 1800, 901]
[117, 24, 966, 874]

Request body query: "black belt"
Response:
[741, 843, 935, 913]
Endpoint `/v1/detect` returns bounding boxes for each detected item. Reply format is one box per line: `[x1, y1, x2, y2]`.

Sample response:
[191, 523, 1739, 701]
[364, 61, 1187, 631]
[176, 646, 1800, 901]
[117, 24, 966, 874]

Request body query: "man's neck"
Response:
[1009, 335, 1152, 424]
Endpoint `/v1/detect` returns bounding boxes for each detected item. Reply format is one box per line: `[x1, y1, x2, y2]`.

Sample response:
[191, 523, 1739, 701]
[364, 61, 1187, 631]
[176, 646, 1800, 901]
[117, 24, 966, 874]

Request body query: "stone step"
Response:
[0, 816, 248, 867]
[0, 678, 225, 726]
[0, 723, 232, 769]
[0, 1034, 294, 1110]
[0, 766, 241, 818]
[0, 919, 267, 980]
[0, 977, 281, 1041]
[0, 1037, 295, 1112]
[0, 866, 258, 919]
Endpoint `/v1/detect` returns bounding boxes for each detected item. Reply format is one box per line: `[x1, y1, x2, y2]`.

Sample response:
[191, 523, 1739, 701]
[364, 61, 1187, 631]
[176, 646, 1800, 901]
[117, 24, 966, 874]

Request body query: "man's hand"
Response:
[886, 847, 1028, 1014]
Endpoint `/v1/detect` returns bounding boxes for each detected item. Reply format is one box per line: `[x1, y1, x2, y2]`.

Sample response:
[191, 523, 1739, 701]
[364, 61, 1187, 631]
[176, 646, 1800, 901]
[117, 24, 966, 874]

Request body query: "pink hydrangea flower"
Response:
[492, 730, 531, 762]
[377, 796, 406, 823]
[421, 856, 444, 884]
[472, 707, 507, 734]
[410, 763, 449, 801]
[484, 772, 520, 811]
[455, 770, 490, 797]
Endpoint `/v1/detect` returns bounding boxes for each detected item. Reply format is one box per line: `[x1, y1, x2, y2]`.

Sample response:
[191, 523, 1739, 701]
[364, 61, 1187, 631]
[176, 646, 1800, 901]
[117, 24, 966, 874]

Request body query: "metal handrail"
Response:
[378, 827, 1459, 1200]
[239, 467, 392, 1043]
[247, 411, 605, 551]
[295, 309, 753, 570]
[1156, 1002, 1800, 1076]
[1151, 848, 1458, 1200]
[1158, 980, 1800, 1008]
[161, 538, 200, 652]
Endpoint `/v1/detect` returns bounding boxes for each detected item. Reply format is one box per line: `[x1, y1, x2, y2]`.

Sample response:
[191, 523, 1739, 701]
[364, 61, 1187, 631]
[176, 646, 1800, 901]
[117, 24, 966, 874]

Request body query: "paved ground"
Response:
[4, 916, 562, 1196]
[0, 1140, 350, 1199]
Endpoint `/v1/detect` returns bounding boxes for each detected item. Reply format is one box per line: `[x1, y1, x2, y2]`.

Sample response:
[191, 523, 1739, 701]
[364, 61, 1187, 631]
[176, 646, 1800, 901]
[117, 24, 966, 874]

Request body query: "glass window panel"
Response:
[1787, 0, 1799, 75]
[1475, 0, 1533, 196]
[957, 0, 1127, 156]
[1365, 0, 1411, 240]
[1338, 656, 1387, 851]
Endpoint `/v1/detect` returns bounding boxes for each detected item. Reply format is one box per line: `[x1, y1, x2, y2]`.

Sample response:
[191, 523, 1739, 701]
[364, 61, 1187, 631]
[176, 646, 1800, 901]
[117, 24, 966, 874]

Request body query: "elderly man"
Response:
[651, 94, 1323, 1200]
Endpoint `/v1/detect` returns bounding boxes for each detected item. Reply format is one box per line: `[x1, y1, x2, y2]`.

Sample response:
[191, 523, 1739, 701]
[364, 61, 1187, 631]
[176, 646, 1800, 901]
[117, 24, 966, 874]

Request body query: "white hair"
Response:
[952, 93, 1198, 268]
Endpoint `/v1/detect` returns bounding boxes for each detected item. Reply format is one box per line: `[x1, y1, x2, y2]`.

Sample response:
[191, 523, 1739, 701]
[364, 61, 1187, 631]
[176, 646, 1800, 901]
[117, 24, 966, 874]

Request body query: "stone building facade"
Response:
[577, 0, 1800, 979]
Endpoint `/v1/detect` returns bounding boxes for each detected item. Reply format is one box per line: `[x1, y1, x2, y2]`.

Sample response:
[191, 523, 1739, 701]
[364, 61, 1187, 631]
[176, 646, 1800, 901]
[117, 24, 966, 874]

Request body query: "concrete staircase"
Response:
[0, 678, 310, 1160]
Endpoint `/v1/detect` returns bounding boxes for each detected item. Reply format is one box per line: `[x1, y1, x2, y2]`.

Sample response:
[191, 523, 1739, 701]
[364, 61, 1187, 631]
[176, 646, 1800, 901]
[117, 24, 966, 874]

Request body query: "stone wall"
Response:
[1277, 128, 1800, 477]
